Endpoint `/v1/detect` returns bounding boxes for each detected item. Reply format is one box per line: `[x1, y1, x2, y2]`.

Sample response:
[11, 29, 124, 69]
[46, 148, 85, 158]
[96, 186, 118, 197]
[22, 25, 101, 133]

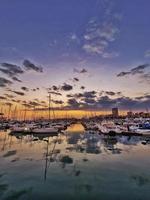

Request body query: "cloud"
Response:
[67, 93, 83, 99]
[5, 102, 13, 107]
[101, 91, 122, 96]
[83, 42, 107, 55]
[135, 94, 150, 100]
[145, 50, 150, 57]
[117, 64, 150, 77]
[0, 62, 24, 82]
[82, 91, 97, 98]
[52, 100, 64, 105]
[139, 72, 150, 84]
[23, 60, 43, 72]
[0, 77, 13, 87]
[73, 77, 79, 82]
[51, 85, 59, 91]
[21, 87, 29, 92]
[69, 33, 80, 44]
[73, 68, 88, 74]
[82, 6, 120, 58]
[4, 94, 15, 98]
[11, 99, 21, 103]
[11, 90, 25, 96]
[49, 91, 62, 96]
[102, 52, 119, 58]
[0, 96, 7, 100]
[95, 95, 150, 110]
[22, 100, 46, 108]
[67, 91, 97, 100]
[80, 86, 85, 90]
[31, 88, 40, 92]
[47, 86, 62, 95]
[67, 98, 80, 109]
[82, 98, 96, 104]
[12, 77, 22, 82]
[104, 91, 116, 96]
[64, 88, 150, 110]
[66, 90, 97, 109]
[61, 83, 73, 91]
[0, 62, 24, 75]
[117, 71, 130, 77]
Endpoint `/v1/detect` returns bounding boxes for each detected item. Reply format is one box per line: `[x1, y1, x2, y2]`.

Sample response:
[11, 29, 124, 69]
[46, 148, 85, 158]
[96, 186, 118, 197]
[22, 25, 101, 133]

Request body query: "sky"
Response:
[0, 0, 150, 117]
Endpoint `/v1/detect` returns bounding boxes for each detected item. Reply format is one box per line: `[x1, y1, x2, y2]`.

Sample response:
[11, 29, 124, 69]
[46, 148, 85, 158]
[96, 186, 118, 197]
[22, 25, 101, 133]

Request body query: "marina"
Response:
[0, 123, 150, 199]
[0, 0, 150, 199]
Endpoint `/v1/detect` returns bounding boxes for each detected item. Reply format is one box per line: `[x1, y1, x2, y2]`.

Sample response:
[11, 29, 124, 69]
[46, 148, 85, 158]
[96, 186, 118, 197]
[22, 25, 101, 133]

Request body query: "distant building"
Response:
[127, 111, 133, 118]
[112, 107, 119, 117]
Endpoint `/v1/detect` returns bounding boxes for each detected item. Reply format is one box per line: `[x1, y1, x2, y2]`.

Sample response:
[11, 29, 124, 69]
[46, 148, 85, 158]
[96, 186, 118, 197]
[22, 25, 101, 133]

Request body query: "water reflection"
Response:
[0, 123, 150, 199]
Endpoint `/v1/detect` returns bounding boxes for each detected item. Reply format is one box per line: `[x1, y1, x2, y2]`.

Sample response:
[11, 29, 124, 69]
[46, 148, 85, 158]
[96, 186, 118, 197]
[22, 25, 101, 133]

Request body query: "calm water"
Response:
[0, 123, 150, 200]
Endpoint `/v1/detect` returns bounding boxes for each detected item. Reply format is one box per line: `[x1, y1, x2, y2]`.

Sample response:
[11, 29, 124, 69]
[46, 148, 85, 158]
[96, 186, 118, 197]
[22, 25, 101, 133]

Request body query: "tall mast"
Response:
[23, 105, 27, 121]
[48, 93, 51, 121]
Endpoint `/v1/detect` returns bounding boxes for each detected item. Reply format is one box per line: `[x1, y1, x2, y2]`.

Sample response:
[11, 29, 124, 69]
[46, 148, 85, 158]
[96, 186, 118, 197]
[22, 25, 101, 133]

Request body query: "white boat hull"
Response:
[32, 127, 58, 134]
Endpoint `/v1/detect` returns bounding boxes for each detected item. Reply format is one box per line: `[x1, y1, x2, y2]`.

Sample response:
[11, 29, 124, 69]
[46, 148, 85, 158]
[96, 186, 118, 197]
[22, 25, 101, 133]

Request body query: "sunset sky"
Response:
[0, 0, 150, 117]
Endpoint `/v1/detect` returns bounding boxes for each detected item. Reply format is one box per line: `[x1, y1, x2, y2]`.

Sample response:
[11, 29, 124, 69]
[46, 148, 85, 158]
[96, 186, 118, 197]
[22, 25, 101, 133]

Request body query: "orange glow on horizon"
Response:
[0, 108, 128, 120]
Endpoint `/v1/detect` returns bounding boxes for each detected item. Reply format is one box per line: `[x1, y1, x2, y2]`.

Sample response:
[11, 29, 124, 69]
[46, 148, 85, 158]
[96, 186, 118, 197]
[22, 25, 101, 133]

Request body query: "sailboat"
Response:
[32, 93, 59, 135]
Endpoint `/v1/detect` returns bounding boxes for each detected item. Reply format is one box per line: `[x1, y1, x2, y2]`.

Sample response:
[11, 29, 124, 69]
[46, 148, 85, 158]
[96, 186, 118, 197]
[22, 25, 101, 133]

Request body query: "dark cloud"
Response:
[49, 91, 62, 96]
[66, 91, 97, 109]
[0, 63, 24, 83]
[95, 95, 150, 110]
[117, 71, 130, 77]
[67, 93, 83, 99]
[11, 99, 21, 103]
[40, 100, 46, 105]
[52, 100, 64, 104]
[0, 77, 13, 87]
[67, 91, 97, 100]
[12, 77, 22, 82]
[117, 64, 150, 77]
[11, 90, 25, 96]
[0, 96, 7, 100]
[5, 102, 13, 106]
[135, 94, 150, 100]
[83, 91, 97, 98]
[80, 86, 85, 90]
[51, 85, 59, 91]
[65, 92, 150, 110]
[0, 62, 24, 76]
[22, 100, 47, 108]
[73, 77, 79, 82]
[131, 64, 149, 74]
[23, 59, 43, 72]
[93, 96, 116, 109]
[4, 94, 15, 98]
[101, 91, 122, 96]
[21, 87, 29, 92]
[83, 98, 96, 104]
[32, 87, 40, 92]
[67, 98, 80, 108]
[105, 91, 116, 96]
[74, 68, 87, 73]
[66, 94, 73, 98]
[28, 101, 42, 107]
[61, 83, 73, 91]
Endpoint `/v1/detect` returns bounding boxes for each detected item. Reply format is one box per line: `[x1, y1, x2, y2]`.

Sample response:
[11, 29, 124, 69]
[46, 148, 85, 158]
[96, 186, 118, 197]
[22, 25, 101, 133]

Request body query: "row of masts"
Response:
[0, 93, 107, 121]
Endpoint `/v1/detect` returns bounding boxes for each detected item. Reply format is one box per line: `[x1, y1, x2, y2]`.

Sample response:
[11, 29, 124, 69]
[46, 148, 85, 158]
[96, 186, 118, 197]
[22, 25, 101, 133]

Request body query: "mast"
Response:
[23, 105, 27, 121]
[48, 93, 51, 121]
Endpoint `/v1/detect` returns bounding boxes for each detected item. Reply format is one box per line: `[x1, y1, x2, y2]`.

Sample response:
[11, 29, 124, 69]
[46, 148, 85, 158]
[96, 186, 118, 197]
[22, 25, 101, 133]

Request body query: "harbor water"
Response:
[0, 123, 150, 200]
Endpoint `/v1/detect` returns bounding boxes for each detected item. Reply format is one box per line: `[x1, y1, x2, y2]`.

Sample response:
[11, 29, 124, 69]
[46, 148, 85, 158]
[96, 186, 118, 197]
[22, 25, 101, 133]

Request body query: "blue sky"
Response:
[0, 0, 150, 112]
[0, 0, 149, 65]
